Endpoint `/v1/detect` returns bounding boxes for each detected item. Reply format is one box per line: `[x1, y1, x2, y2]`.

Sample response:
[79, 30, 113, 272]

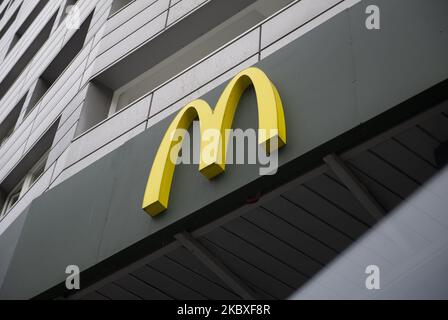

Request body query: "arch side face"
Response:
[142, 101, 213, 216]
[142, 67, 287, 217]
[213, 67, 287, 158]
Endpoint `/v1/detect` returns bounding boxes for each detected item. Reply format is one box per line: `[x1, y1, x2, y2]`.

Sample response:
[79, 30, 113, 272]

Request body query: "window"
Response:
[0, 151, 49, 218]
[26, 151, 49, 188]
[75, 81, 112, 135]
[28, 154, 47, 186]
[2, 182, 22, 215]
[0, 117, 59, 219]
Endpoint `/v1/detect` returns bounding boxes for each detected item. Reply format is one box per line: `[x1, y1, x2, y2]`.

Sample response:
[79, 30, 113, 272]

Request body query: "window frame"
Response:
[1, 181, 23, 218]
[0, 150, 49, 218]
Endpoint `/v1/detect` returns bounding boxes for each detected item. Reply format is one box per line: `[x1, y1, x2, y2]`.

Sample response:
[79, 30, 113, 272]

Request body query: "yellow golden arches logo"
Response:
[142, 67, 287, 217]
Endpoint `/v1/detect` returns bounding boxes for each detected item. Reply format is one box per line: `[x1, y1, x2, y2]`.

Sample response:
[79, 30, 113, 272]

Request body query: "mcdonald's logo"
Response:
[142, 67, 287, 217]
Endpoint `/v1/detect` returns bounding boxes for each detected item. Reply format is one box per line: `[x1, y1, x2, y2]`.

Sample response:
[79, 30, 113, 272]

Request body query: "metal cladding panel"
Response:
[0, 206, 30, 291]
[0, 0, 448, 299]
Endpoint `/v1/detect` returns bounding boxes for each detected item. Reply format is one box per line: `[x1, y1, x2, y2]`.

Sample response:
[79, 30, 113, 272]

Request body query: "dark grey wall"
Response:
[1, 0, 447, 299]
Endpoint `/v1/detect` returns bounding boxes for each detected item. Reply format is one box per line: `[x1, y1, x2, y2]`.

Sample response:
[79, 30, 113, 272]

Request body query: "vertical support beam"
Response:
[175, 232, 256, 300]
[324, 154, 385, 221]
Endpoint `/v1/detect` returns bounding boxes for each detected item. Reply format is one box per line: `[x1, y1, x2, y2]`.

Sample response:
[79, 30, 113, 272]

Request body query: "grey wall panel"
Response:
[0, 159, 116, 299]
[0, 206, 30, 292]
[0, 162, 53, 237]
[349, 0, 448, 122]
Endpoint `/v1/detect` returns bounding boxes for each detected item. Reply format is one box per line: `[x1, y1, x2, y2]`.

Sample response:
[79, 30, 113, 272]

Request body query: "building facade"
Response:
[0, 0, 447, 299]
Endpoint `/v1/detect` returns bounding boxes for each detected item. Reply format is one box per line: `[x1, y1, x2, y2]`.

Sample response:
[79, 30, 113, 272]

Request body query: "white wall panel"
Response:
[99, 0, 169, 56]
[92, 11, 167, 75]
[66, 93, 151, 168]
[150, 29, 260, 116]
[51, 122, 146, 188]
